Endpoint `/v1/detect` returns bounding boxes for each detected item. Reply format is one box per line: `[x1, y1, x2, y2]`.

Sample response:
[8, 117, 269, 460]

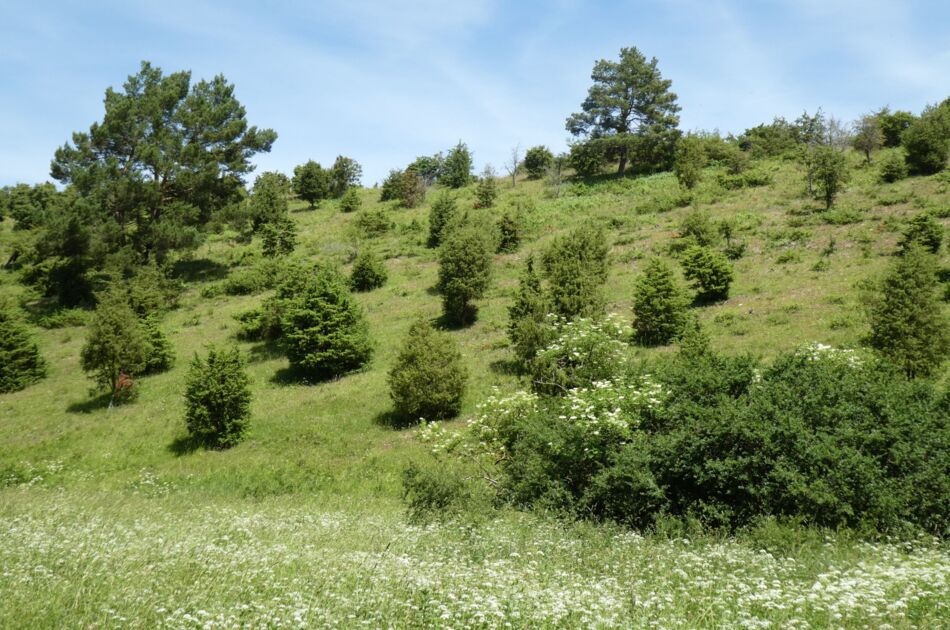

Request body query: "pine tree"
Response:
[0, 303, 46, 393]
[388, 320, 468, 421]
[437, 222, 493, 325]
[80, 290, 148, 404]
[507, 256, 552, 366]
[184, 345, 251, 448]
[632, 258, 689, 345]
[280, 265, 373, 380]
[864, 245, 949, 378]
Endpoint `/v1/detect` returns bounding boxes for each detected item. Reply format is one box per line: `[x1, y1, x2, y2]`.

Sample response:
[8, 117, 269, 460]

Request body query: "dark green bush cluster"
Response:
[260, 217, 297, 257]
[902, 100, 950, 175]
[0, 303, 46, 393]
[380, 169, 426, 208]
[495, 211, 521, 253]
[523, 145, 554, 179]
[470, 341, 950, 534]
[632, 258, 689, 345]
[141, 315, 175, 374]
[339, 187, 361, 213]
[681, 245, 733, 302]
[349, 249, 388, 292]
[427, 192, 458, 247]
[184, 345, 251, 449]
[474, 166, 498, 208]
[878, 151, 909, 183]
[281, 265, 373, 380]
[206, 259, 283, 297]
[355, 207, 394, 238]
[388, 320, 467, 421]
[898, 213, 943, 254]
[437, 222, 493, 325]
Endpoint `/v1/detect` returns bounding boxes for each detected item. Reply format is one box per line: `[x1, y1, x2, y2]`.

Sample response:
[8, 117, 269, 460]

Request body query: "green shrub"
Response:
[898, 213, 943, 254]
[218, 259, 283, 296]
[339, 187, 361, 213]
[437, 223, 493, 325]
[681, 245, 734, 303]
[541, 226, 609, 320]
[439, 141, 474, 189]
[507, 256, 553, 367]
[679, 208, 716, 246]
[0, 304, 46, 393]
[495, 211, 521, 253]
[902, 102, 950, 175]
[632, 258, 689, 345]
[568, 140, 608, 178]
[531, 315, 629, 394]
[124, 264, 179, 317]
[474, 166, 498, 208]
[349, 249, 388, 292]
[388, 319, 467, 421]
[427, 191, 459, 248]
[141, 316, 175, 374]
[673, 134, 705, 190]
[809, 146, 850, 209]
[234, 265, 310, 342]
[355, 208, 393, 238]
[184, 345, 251, 449]
[260, 217, 297, 257]
[281, 265, 374, 380]
[80, 290, 148, 404]
[863, 245, 949, 377]
[523, 145, 554, 179]
[878, 151, 909, 183]
[401, 461, 476, 524]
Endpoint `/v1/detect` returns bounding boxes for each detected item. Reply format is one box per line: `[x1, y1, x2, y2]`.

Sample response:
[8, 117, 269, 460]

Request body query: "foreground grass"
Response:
[2, 490, 948, 629]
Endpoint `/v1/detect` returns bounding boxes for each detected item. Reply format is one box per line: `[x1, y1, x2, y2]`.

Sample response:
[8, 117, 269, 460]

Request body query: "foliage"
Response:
[567, 140, 608, 178]
[349, 248, 388, 292]
[852, 114, 883, 163]
[184, 345, 251, 449]
[260, 217, 298, 257]
[902, 101, 950, 175]
[292, 160, 330, 208]
[507, 256, 552, 366]
[380, 168, 425, 208]
[329, 156, 362, 198]
[0, 303, 46, 393]
[250, 171, 290, 228]
[738, 117, 798, 157]
[439, 141, 474, 188]
[876, 107, 916, 147]
[79, 290, 148, 403]
[474, 165, 498, 208]
[523, 145, 554, 179]
[566, 46, 681, 175]
[379, 169, 405, 202]
[141, 315, 175, 375]
[339, 187, 361, 213]
[898, 213, 944, 254]
[632, 258, 688, 345]
[678, 208, 716, 246]
[50, 61, 275, 265]
[673, 134, 705, 190]
[427, 191, 459, 247]
[437, 222, 493, 325]
[495, 211, 521, 253]
[809, 146, 850, 209]
[280, 265, 374, 380]
[681, 245, 734, 302]
[878, 150, 908, 182]
[863, 245, 949, 378]
[531, 315, 629, 394]
[406, 153, 444, 186]
[355, 208, 393, 238]
[388, 320, 468, 421]
[540, 226, 609, 320]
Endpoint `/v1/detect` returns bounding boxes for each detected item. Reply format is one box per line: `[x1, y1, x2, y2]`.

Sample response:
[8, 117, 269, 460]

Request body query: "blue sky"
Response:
[1, 0, 948, 187]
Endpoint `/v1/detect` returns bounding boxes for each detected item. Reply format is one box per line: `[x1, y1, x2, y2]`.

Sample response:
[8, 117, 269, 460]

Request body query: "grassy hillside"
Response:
[1, 151, 949, 627]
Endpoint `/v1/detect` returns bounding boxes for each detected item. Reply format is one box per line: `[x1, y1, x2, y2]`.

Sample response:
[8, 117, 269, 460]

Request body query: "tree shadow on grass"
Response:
[373, 409, 420, 431]
[170, 258, 229, 283]
[66, 392, 113, 414]
[167, 434, 204, 456]
[246, 339, 284, 363]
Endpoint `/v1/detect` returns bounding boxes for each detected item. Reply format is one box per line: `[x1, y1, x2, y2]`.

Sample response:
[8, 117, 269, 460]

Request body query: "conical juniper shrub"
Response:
[388, 319, 468, 422]
[184, 345, 251, 449]
[0, 303, 46, 393]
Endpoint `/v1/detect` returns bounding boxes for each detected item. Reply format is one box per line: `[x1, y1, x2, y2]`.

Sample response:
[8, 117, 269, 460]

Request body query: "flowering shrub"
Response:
[531, 315, 629, 394]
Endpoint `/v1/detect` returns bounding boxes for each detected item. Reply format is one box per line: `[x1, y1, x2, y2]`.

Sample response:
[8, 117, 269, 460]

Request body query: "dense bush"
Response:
[568, 140, 608, 178]
[0, 304, 46, 393]
[902, 101, 950, 175]
[474, 166, 498, 208]
[388, 320, 468, 421]
[439, 141, 474, 189]
[141, 315, 175, 374]
[809, 146, 850, 209]
[355, 208, 393, 237]
[681, 245, 734, 302]
[437, 341, 950, 534]
[523, 145, 554, 179]
[507, 257, 552, 367]
[540, 226, 609, 320]
[898, 213, 943, 254]
[878, 150, 909, 183]
[678, 208, 716, 247]
[863, 245, 949, 378]
[876, 108, 916, 147]
[673, 134, 705, 190]
[260, 217, 298, 258]
[495, 211, 521, 253]
[280, 265, 374, 380]
[427, 191, 459, 248]
[339, 187, 361, 213]
[632, 258, 688, 345]
[437, 223, 493, 325]
[531, 315, 629, 394]
[184, 345, 251, 449]
[293, 160, 330, 208]
[80, 290, 148, 404]
[349, 249, 388, 291]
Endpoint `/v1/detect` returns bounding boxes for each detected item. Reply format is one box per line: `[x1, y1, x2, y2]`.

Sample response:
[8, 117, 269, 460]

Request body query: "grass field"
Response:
[2, 151, 949, 627]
